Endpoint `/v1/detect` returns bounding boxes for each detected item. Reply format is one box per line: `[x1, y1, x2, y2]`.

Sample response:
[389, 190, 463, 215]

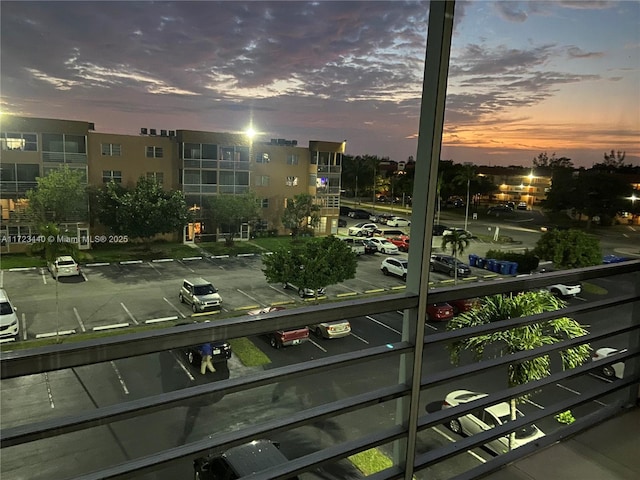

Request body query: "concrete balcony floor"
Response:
[481, 406, 640, 480]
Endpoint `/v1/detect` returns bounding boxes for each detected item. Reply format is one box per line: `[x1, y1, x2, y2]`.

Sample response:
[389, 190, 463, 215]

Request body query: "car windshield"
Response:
[194, 285, 216, 295]
[0, 302, 14, 315]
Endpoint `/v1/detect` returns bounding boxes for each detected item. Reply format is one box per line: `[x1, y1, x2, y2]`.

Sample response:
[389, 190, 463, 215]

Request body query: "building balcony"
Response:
[1, 260, 638, 480]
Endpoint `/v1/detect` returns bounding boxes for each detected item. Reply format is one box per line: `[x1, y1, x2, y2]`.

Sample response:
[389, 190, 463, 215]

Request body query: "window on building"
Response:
[183, 170, 201, 185]
[256, 153, 270, 163]
[287, 154, 299, 165]
[146, 146, 164, 158]
[202, 171, 217, 185]
[183, 143, 201, 159]
[255, 175, 270, 186]
[101, 143, 122, 156]
[1, 133, 37, 151]
[286, 176, 298, 187]
[103, 170, 122, 183]
[261, 198, 269, 208]
[146, 172, 164, 185]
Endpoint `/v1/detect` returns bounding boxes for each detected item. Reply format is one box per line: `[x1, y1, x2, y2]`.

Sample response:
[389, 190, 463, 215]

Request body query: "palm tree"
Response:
[441, 230, 470, 284]
[447, 291, 591, 450]
[453, 164, 477, 231]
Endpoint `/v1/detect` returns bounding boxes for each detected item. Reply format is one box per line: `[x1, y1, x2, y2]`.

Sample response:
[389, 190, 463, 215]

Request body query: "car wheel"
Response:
[315, 327, 323, 338]
[381, 248, 386, 254]
[356, 231, 363, 237]
[382, 267, 389, 276]
[402, 273, 407, 281]
[602, 366, 616, 378]
[270, 336, 281, 349]
[298, 288, 306, 298]
[550, 288, 561, 297]
[449, 419, 462, 434]
[429, 264, 435, 272]
[448, 269, 455, 278]
[192, 303, 198, 313]
[179, 293, 184, 303]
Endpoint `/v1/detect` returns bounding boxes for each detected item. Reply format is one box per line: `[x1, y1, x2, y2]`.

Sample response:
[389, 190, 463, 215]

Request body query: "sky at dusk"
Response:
[1, 1, 639, 168]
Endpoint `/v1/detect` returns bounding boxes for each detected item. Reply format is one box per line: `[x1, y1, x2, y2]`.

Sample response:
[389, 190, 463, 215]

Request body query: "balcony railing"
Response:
[1, 260, 638, 480]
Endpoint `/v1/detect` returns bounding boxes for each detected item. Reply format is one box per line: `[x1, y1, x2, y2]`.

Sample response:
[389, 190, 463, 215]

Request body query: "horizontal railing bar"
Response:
[0, 342, 413, 447]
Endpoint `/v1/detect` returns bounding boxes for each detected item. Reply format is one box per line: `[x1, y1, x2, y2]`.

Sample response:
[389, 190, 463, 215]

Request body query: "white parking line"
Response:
[110, 361, 130, 394]
[268, 284, 297, 300]
[366, 315, 401, 335]
[164, 297, 186, 318]
[0, 269, 3, 288]
[555, 383, 581, 395]
[176, 259, 195, 273]
[172, 351, 195, 381]
[522, 398, 545, 410]
[237, 289, 263, 305]
[44, 372, 55, 408]
[74, 307, 86, 332]
[21, 313, 27, 341]
[432, 426, 486, 463]
[81, 271, 88, 282]
[350, 332, 369, 344]
[121, 302, 139, 325]
[41, 269, 48, 284]
[308, 337, 327, 352]
[147, 262, 162, 275]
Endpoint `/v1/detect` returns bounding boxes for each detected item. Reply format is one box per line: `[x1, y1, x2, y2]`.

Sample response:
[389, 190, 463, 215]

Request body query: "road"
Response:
[0, 211, 637, 479]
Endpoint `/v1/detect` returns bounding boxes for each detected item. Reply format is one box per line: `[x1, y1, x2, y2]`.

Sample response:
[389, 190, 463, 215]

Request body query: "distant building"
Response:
[1, 115, 345, 251]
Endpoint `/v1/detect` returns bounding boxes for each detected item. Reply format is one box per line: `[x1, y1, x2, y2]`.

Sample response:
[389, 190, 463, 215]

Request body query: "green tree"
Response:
[572, 172, 633, 227]
[262, 236, 357, 299]
[532, 152, 574, 170]
[26, 165, 87, 223]
[206, 192, 261, 246]
[441, 229, 470, 284]
[282, 193, 320, 237]
[447, 291, 591, 449]
[97, 177, 191, 244]
[534, 229, 601, 269]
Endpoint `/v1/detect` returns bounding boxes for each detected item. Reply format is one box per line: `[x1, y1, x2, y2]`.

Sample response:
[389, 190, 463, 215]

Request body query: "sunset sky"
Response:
[1, 1, 638, 168]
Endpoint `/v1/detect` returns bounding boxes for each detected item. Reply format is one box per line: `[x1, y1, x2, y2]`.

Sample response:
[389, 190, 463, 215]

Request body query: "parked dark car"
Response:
[194, 439, 300, 480]
[338, 218, 347, 227]
[348, 208, 372, 219]
[487, 205, 514, 216]
[362, 238, 379, 254]
[339, 205, 352, 216]
[430, 254, 472, 277]
[176, 322, 232, 367]
[432, 224, 449, 236]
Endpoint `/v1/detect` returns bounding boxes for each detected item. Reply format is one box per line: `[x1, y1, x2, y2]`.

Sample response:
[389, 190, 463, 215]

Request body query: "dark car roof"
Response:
[222, 440, 289, 476]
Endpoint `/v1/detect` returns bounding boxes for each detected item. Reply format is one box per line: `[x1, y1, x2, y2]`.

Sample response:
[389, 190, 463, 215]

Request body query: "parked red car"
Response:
[448, 298, 479, 315]
[388, 235, 410, 252]
[426, 303, 454, 322]
[247, 306, 309, 349]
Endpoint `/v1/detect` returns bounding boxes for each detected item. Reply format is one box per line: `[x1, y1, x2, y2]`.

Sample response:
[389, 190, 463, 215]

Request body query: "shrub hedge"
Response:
[484, 248, 540, 274]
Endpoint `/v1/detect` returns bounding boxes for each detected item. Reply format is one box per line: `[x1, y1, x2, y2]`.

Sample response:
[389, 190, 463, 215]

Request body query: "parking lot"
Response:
[1, 245, 503, 341]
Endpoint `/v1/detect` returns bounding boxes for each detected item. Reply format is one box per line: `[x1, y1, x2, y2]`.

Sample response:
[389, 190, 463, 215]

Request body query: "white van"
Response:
[0, 289, 19, 341]
[337, 236, 366, 255]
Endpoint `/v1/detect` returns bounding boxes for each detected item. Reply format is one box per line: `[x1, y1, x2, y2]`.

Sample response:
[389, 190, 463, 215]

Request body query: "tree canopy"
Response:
[206, 192, 261, 245]
[96, 177, 191, 242]
[534, 229, 601, 269]
[262, 236, 357, 297]
[26, 165, 87, 224]
[532, 152, 574, 170]
[282, 193, 320, 237]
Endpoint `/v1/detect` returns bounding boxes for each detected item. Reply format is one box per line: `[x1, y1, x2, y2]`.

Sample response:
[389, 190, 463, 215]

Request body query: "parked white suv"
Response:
[348, 222, 377, 237]
[179, 278, 222, 313]
[380, 258, 408, 281]
[0, 289, 19, 341]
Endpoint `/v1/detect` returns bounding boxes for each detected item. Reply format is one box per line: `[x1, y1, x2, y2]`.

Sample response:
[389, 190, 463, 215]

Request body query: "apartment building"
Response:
[0, 115, 344, 251]
[477, 166, 552, 207]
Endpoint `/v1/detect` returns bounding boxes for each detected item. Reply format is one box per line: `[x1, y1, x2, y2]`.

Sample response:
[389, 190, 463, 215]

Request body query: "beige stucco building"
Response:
[1, 115, 345, 251]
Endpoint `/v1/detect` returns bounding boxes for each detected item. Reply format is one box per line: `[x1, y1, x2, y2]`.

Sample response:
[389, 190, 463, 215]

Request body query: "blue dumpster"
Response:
[486, 259, 496, 272]
[499, 261, 510, 275]
[509, 262, 519, 275]
[468, 254, 478, 267]
[476, 257, 486, 269]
